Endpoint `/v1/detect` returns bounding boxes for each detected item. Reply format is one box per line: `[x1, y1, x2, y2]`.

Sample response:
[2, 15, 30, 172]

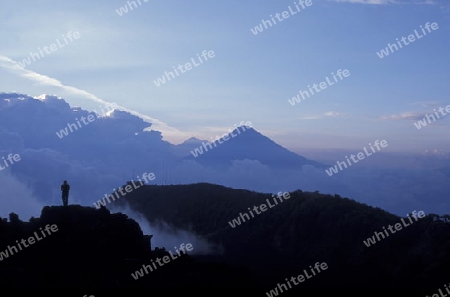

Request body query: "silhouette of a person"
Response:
[61, 180, 70, 206]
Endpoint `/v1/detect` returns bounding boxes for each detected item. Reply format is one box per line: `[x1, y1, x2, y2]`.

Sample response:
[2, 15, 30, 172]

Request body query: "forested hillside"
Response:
[115, 183, 450, 289]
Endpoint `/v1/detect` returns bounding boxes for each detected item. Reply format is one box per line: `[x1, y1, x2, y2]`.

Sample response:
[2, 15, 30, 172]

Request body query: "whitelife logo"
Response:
[288, 69, 350, 106]
[325, 140, 388, 176]
[0, 153, 21, 172]
[115, 0, 149, 16]
[426, 282, 450, 297]
[55, 103, 118, 139]
[190, 121, 252, 158]
[0, 224, 58, 261]
[18, 31, 81, 68]
[250, 0, 313, 35]
[153, 50, 215, 87]
[131, 243, 193, 280]
[93, 172, 155, 209]
[228, 192, 290, 228]
[265, 262, 328, 296]
[363, 210, 425, 247]
[414, 104, 450, 130]
[376, 22, 439, 59]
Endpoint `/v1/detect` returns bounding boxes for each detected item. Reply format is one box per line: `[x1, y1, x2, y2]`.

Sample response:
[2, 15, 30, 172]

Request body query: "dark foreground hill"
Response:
[2, 184, 450, 295]
[0, 205, 255, 292]
[112, 182, 450, 291]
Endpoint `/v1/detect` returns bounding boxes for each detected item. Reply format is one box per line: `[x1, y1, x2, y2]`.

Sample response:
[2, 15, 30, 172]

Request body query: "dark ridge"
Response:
[0, 205, 255, 290]
[1, 183, 450, 294]
[113, 182, 450, 290]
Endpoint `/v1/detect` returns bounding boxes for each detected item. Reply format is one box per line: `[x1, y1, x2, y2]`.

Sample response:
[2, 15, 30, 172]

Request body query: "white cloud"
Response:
[379, 111, 426, 121]
[0, 171, 43, 220]
[412, 101, 442, 107]
[0, 54, 192, 144]
[324, 111, 340, 116]
[300, 111, 344, 120]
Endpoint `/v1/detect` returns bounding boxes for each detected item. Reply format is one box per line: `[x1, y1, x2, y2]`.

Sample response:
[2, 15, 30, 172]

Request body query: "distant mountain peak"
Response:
[184, 126, 325, 169]
[184, 137, 203, 143]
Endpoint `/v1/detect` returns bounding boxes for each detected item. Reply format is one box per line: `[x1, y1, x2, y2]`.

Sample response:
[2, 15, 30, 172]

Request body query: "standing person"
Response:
[61, 180, 70, 206]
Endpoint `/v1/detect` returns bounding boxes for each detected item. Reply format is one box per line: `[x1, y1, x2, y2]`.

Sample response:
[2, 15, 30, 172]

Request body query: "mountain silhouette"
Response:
[184, 127, 326, 169]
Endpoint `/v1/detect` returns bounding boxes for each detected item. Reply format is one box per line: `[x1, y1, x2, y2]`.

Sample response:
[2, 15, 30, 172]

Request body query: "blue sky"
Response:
[0, 0, 449, 153]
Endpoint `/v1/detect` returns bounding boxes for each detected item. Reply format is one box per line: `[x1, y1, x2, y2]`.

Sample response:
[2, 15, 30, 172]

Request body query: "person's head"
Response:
[63, 180, 67, 184]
